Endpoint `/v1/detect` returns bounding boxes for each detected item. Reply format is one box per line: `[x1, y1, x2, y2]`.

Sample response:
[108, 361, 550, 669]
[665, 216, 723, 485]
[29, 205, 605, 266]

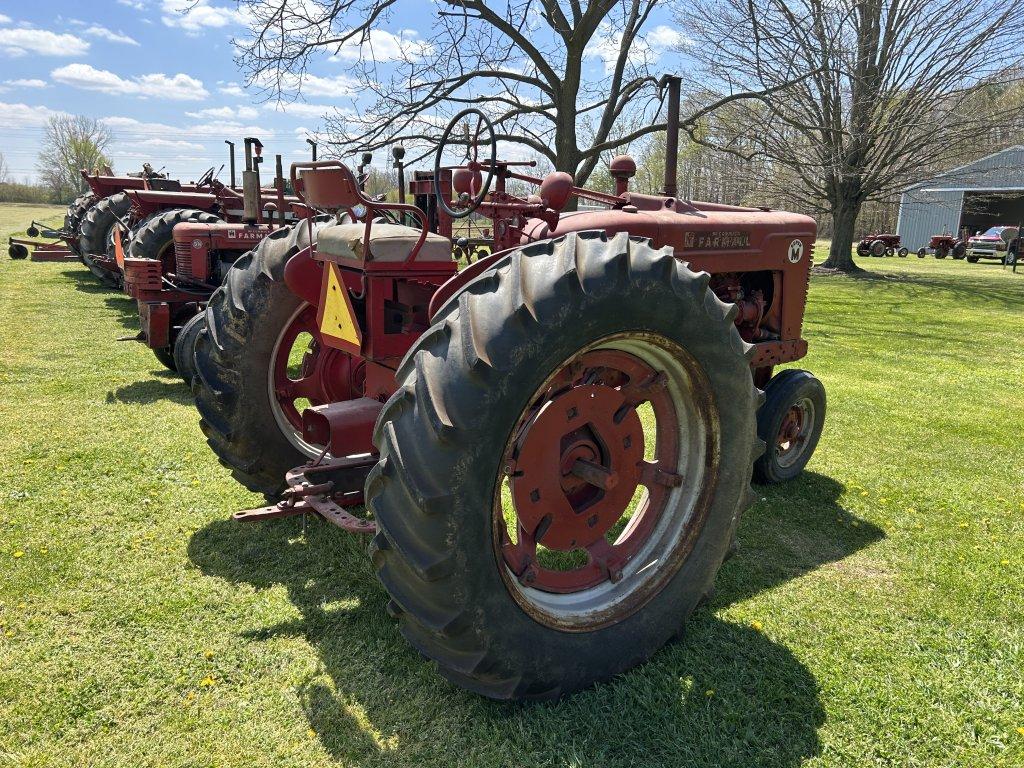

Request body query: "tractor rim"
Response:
[267, 302, 352, 458]
[493, 334, 717, 631]
[775, 397, 815, 468]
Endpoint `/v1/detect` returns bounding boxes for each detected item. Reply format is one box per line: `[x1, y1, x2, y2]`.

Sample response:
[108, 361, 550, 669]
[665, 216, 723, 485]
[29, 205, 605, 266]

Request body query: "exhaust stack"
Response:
[242, 137, 263, 224]
[661, 75, 681, 199]
[224, 140, 236, 188]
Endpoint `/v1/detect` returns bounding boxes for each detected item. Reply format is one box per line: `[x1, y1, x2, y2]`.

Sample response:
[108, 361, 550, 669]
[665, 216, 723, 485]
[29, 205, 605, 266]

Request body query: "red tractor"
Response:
[856, 232, 908, 258]
[190, 78, 826, 700]
[79, 139, 303, 289]
[917, 233, 965, 259]
[120, 141, 358, 373]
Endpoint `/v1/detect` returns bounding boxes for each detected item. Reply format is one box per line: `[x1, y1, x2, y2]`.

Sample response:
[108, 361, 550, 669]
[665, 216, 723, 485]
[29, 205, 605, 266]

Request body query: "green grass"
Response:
[2, 207, 1023, 766]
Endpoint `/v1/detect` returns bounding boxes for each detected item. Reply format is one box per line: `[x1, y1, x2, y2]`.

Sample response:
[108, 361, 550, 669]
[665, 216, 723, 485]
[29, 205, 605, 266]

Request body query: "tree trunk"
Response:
[821, 203, 864, 272]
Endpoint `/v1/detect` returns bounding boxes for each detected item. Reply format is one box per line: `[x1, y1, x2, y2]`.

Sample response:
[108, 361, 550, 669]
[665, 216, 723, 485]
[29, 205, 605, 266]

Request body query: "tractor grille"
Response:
[174, 240, 194, 277]
[122, 258, 162, 298]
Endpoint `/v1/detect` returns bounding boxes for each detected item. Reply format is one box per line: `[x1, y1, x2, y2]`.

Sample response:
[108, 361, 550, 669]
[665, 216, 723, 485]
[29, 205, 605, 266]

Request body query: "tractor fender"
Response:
[283, 244, 324, 306]
[428, 245, 517, 319]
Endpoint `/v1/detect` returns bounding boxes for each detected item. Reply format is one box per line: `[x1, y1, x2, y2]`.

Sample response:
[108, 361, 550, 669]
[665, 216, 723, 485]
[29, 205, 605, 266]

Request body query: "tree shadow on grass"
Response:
[188, 471, 878, 767]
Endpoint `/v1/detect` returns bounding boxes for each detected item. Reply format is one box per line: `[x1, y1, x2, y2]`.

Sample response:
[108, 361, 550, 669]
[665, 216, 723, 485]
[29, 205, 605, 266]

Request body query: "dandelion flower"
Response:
[199, 676, 216, 687]
[751, 620, 764, 632]
[12, 551, 23, 559]
[204, 650, 215, 660]
[705, 689, 714, 697]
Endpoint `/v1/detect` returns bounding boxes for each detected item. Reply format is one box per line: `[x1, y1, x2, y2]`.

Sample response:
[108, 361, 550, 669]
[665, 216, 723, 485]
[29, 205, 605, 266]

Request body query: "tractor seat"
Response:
[317, 222, 452, 264]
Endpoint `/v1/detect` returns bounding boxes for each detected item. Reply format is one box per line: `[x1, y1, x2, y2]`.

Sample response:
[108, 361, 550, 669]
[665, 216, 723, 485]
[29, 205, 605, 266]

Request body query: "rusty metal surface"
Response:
[235, 455, 377, 533]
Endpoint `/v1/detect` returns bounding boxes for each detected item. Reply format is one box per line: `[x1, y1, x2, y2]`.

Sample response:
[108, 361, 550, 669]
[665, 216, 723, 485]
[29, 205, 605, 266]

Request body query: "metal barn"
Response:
[896, 145, 1024, 250]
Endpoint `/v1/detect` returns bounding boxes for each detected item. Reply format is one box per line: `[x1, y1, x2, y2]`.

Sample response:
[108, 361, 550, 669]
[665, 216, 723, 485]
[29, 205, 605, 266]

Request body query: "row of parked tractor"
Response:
[5, 83, 835, 700]
[856, 227, 1020, 264]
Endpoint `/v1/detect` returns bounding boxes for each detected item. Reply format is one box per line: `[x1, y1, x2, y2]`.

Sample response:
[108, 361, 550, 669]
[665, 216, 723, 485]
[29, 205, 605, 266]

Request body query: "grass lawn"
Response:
[1, 205, 1023, 767]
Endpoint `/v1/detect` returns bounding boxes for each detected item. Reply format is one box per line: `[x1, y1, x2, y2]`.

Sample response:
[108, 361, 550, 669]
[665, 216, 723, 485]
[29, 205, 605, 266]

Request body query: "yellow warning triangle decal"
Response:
[318, 262, 362, 351]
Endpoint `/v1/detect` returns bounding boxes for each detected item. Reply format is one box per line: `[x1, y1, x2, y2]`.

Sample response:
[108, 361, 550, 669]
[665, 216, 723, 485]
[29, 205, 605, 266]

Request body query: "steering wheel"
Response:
[433, 108, 497, 219]
[196, 166, 217, 188]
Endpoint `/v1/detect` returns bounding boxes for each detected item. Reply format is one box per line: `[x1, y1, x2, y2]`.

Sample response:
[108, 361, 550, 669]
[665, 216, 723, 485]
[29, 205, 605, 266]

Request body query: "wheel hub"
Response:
[511, 385, 644, 552]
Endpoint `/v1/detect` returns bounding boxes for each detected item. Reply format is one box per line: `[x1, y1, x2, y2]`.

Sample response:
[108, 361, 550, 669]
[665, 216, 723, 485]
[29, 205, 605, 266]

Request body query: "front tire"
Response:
[367, 231, 762, 700]
[173, 311, 206, 384]
[753, 369, 825, 484]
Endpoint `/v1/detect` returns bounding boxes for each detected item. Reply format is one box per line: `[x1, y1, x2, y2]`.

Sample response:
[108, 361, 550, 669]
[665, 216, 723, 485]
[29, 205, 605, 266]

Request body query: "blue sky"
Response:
[0, 1, 681, 184]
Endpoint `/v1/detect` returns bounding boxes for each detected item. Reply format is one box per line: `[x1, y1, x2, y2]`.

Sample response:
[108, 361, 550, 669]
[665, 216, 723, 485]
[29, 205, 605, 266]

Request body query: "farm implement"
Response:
[185, 76, 828, 700]
[7, 221, 76, 262]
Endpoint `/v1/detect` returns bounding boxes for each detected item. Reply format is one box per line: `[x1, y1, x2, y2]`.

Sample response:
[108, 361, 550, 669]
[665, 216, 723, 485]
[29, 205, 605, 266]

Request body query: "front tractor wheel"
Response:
[753, 369, 826, 484]
[367, 231, 762, 700]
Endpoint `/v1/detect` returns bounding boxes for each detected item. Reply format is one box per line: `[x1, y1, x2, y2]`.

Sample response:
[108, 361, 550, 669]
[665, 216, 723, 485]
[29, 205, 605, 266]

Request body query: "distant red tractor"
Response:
[917, 233, 965, 259]
[120, 139, 308, 372]
[856, 232, 908, 258]
[186, 77, 828, 700]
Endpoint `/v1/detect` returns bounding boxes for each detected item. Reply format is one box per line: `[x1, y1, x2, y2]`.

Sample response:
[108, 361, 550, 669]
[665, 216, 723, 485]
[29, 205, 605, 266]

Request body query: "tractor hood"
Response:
[521, 195, 816, 257]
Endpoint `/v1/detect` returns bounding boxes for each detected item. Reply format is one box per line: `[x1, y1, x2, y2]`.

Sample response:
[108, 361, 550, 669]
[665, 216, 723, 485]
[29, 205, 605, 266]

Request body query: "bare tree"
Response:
[238, 1, 697, 185]
[36, 115, 113, 202]
[675, 0, 1024, 271]
[0, 152, 9, 184]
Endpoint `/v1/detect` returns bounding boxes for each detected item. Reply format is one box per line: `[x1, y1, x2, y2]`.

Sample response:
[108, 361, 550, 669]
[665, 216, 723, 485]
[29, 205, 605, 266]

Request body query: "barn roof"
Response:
[902, 145, 1024, 193]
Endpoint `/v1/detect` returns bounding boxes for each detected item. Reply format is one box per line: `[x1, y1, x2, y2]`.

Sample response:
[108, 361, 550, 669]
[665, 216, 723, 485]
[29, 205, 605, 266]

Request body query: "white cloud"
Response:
[0, 14, 11, 24]
[265, 102, 338, 120]
[329, 28, 432, 63]
[186, 105, 258, 120]
[4, 78, 47, 88]
[0, 28, 89, 57]
[218, 82, 245, 97]
[102, 114, 275, 140]
[51, 63, 209, 100]
[161, 0, 245, 32]
[123, 137, 206, 151]
[645, 25, 686, 49]
[0, 101, 68, 129]
[286, 73, 359, 98]
[117, 0, 146, 9]
[83, 25, 140, 46]
[585, 24, 687, 75]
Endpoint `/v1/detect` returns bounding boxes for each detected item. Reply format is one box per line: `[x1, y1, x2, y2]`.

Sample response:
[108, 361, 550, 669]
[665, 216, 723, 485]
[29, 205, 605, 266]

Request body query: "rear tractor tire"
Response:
[64, 192, 97, 262]
[870, 239, 886, 257]
[79, 192, 132, 288]
[753, 369, 826, 484]
[192, 215, 337, 495]
[367, 230, 762, 700]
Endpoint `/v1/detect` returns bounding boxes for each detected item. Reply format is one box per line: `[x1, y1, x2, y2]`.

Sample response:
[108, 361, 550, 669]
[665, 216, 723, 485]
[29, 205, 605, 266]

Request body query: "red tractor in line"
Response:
[856, 232, 908, 258]
[81, 139, 307, 289]
[182, 77, 828, 700]
[119, 140, 380, 374]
